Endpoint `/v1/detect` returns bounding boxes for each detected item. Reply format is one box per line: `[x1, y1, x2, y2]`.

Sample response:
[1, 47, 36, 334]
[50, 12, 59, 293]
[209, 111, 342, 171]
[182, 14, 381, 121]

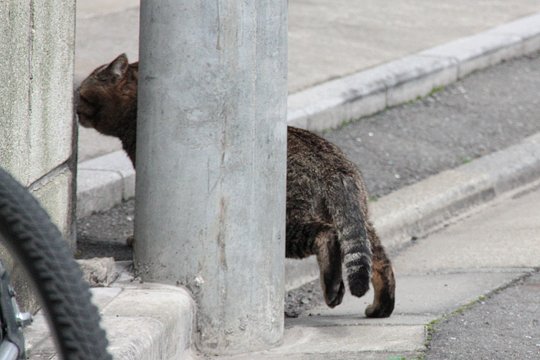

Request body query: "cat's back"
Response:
[287, 126, 358, 177]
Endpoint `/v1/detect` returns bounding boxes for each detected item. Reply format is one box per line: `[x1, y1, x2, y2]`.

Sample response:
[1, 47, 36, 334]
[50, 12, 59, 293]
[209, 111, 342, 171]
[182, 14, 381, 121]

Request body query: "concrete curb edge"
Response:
[372, 132, 540, 252]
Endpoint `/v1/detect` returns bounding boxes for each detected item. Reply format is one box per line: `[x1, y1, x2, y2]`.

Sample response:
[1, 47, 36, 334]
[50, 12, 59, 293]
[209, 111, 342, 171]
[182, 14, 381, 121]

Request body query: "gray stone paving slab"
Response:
[306, 272, 525, 318]
[218, 351, 422, 360]
[78, 126, 122, 163]
[393, 185, 540, 273]
[75, 6, 139, 84]
[77, 168, 123, 218]
[90, 286, 122, 308]
[278, 324, 425, 353]
[77, 0, 138, 19]
[287, 314, 432, 328]
[220, 325, 425, 359]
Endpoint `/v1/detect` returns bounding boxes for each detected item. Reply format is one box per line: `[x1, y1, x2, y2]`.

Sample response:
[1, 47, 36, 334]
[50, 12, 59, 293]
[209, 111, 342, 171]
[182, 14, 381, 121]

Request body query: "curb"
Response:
[98, 281, 196, 360]
[372, 132, 540, 252]
[77, 151, 134, 218]
[25, 262, 197, 360]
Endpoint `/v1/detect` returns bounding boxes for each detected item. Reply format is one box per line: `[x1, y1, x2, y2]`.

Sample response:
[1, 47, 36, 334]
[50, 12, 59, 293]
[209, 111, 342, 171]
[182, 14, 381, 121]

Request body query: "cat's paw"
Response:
[325, 281, 345, 308]
[364, 296, 394, 318]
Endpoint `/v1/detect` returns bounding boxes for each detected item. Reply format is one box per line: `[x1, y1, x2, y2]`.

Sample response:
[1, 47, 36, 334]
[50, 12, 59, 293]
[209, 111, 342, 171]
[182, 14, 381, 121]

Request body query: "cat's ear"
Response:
[104, 53, 129, 80]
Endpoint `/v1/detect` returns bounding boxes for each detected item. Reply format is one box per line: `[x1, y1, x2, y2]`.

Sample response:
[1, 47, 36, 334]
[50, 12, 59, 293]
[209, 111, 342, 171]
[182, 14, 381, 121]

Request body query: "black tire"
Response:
[0, 167, 112, 360]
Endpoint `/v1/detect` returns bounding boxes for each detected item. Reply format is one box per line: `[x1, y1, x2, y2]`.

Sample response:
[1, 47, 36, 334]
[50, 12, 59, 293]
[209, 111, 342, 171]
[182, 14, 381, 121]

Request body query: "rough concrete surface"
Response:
[77, 199, 134, 260]
[29, 167, 73, 240]
[393, 184, 540, 273]
[0, 0, 76, 243]
[427, 272, 540, 360]
[0, 0, 76, 324]
[1, 0, 75, 186]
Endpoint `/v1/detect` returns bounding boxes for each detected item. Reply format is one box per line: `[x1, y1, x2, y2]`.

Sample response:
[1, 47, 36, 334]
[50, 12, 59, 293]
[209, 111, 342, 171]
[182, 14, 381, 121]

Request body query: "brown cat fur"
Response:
[77, 54, 139, 165]
[76, 54, 395, 317]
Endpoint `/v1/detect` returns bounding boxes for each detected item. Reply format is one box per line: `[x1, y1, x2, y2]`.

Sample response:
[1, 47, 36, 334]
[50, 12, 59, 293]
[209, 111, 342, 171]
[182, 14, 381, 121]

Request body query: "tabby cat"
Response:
[77, 54, 395, 318]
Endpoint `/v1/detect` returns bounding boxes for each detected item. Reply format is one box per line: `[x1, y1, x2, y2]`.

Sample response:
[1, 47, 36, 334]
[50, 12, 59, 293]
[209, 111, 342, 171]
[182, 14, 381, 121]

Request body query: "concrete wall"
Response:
[0, 1, 76, 309]
[0, 1, 76, 241]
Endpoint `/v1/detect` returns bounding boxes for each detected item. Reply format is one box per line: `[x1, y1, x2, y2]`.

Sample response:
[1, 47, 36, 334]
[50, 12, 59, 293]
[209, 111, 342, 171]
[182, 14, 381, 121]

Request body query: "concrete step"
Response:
[24, 263, 196, 360]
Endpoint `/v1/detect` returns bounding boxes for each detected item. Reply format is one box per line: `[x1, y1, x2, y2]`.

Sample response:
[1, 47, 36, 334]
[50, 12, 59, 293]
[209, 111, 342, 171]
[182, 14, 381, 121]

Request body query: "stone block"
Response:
[78, 257, 118, 287]
[383, 55, 458, 107]
[79, 150, 135, 200]
[102, 286, 195, 359]
[287, 68, 387, 131]
[30, 167, 74, 243]
[77, 168, 123, 218]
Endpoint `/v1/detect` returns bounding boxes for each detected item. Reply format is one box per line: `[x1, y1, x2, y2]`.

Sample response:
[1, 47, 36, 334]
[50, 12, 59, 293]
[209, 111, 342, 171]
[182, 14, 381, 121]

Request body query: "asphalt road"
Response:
[326, 50, 540, 199]
[77, 51, 540, 355]
[426, 271, 540, 360]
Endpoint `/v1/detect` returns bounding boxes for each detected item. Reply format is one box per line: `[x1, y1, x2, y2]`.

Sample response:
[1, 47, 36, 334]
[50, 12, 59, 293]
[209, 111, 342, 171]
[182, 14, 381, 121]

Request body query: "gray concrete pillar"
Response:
[135, 1, 288, 355]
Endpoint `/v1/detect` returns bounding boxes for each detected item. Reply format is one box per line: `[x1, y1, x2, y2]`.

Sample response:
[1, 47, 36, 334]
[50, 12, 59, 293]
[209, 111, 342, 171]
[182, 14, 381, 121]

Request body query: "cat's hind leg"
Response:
[315, 229, 345, 308]
[364, 224, 395, 318]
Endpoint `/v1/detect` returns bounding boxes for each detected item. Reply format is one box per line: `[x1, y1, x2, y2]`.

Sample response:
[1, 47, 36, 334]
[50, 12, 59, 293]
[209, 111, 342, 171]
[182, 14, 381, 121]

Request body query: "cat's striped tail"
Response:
[328, 176, 372, 298]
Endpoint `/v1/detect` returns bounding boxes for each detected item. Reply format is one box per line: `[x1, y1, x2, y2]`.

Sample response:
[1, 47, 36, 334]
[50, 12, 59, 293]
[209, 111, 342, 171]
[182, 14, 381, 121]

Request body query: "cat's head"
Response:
[76, 54, 138, 137]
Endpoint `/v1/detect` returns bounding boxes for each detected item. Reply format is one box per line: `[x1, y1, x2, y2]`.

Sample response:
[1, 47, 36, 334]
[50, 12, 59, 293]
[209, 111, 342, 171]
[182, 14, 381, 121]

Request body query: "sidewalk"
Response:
[70, 1, 540, 359]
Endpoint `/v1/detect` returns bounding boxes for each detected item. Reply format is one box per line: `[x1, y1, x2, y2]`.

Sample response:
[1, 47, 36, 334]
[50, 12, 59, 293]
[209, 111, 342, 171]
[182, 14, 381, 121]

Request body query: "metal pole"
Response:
[135, 1, 287, 354]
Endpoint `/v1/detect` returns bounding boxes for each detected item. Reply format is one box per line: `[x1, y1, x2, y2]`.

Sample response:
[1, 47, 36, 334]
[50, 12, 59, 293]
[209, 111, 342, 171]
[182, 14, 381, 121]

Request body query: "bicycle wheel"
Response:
[0, 167, 111, 360]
